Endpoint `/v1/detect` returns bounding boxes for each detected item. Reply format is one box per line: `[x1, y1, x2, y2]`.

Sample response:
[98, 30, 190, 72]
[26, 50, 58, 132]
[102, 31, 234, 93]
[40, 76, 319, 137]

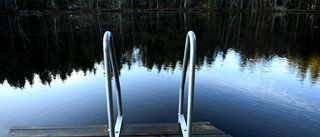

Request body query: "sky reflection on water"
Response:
[1, 12, 320, 137]
[194, 49, 320, 136]
[3, 48, 319, 137]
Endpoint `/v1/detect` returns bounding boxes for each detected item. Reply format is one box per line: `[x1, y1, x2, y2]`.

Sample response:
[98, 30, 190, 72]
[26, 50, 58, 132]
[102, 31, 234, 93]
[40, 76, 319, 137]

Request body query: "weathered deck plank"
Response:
[9, 125, 109, 137]
[8, 122, 231, 137]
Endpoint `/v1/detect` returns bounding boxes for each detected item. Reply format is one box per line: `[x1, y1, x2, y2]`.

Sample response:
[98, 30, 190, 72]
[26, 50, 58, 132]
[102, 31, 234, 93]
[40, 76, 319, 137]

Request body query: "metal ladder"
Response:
[103, 31, 197, 137]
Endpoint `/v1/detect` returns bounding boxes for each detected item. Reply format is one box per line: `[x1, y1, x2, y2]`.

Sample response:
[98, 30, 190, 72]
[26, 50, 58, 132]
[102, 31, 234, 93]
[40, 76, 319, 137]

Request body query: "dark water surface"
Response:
[1, 12, 320, 137]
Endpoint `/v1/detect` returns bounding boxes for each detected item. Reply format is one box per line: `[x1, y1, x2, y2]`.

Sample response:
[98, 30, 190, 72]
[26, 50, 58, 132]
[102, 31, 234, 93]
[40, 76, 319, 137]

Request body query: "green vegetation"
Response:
[0, 0, 319, 12]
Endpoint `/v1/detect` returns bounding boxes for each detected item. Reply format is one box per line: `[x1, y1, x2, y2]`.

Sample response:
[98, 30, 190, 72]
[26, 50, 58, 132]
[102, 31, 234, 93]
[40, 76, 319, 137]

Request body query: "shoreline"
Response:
[1, 8, 319, 14]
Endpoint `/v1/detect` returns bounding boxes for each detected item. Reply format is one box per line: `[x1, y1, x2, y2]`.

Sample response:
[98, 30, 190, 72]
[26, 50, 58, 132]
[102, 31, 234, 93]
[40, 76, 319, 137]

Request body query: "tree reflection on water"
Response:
[0, 12, 319, 88]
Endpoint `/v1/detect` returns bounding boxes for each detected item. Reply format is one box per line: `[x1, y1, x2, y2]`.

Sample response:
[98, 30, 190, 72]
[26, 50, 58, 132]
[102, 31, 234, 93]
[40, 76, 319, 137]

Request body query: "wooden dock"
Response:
[8, 122, 231, 137]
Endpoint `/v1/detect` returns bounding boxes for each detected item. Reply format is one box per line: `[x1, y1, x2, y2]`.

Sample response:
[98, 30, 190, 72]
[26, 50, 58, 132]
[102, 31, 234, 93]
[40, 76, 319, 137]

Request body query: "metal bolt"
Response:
[184, 129, 187, 131]
[116, 131, 119, 133]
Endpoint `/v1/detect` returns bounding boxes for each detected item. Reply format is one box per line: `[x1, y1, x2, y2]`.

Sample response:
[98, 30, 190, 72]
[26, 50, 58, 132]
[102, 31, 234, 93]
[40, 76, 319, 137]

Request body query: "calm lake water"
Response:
[0, 12, 320, 137]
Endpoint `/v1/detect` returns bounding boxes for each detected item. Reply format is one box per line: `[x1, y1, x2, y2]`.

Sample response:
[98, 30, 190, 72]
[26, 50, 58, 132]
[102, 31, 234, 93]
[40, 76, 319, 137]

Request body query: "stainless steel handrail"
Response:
[178, 31, 197, 137]
[103, 30, 196, 137]
[103, 31, 123, 137]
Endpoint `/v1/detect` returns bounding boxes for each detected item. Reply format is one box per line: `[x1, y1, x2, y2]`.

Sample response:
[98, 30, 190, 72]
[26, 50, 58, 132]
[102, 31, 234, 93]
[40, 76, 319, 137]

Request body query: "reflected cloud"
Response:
[210, 49, 320, 114]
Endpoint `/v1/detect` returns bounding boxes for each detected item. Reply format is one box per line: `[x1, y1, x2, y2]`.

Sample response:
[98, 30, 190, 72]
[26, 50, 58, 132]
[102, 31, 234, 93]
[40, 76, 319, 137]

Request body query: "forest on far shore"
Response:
[0, 0, 319, 12]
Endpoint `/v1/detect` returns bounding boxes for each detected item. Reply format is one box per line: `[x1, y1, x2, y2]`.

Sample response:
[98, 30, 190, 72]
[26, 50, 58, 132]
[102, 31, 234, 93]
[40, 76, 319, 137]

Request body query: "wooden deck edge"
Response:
[8, 122, 232, 137]
[10, 125, 108, 130]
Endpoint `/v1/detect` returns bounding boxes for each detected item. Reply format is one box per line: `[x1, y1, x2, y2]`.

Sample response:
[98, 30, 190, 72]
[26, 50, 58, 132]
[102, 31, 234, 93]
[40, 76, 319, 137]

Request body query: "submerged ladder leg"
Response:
[178, 31, 197, 137]
[103, 31, 123, 137]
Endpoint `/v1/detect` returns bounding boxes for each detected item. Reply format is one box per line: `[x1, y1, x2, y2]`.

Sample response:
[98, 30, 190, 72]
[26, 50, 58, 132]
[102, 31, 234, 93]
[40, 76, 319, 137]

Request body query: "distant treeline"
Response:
[0, 0, 319, 12]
